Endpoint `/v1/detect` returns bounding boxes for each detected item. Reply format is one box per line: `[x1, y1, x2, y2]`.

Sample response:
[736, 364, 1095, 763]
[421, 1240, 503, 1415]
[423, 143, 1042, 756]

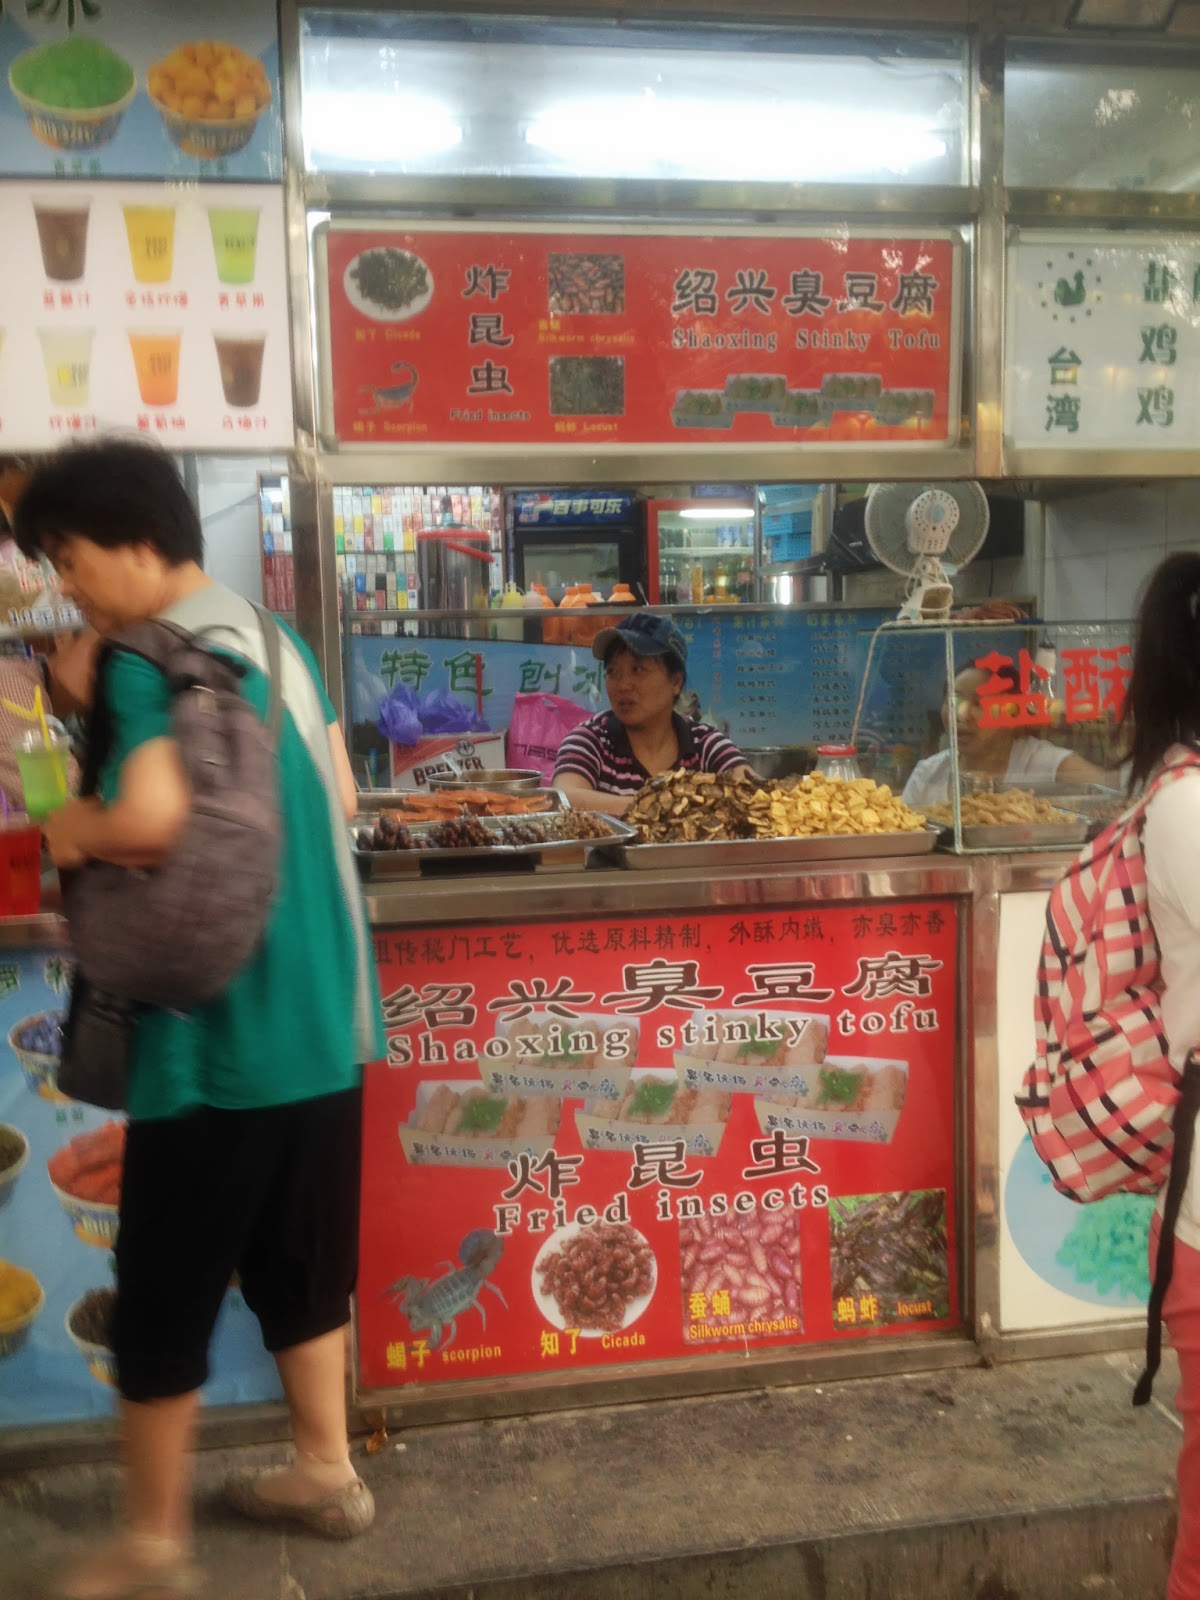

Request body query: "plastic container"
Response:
[0, 822, 41, 917]
[493, 581, 525, 642]
[814, 744, 862, 783]
[558, 586, 583, 646]
[13, 725, 71, 822]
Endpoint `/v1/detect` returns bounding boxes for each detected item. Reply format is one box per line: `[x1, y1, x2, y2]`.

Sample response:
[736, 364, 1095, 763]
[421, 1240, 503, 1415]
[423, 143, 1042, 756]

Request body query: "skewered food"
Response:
[358, 810, 615, 853]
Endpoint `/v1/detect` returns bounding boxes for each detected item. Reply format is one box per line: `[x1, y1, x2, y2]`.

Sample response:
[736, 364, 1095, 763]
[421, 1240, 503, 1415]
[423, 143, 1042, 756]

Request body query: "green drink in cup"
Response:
[14, 726, 71, 823]
[207, 206, 260, 286]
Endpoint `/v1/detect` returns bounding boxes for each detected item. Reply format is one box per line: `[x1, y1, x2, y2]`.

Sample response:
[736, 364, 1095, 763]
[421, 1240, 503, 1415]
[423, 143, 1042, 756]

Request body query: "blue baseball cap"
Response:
[592, 612, 688, 666]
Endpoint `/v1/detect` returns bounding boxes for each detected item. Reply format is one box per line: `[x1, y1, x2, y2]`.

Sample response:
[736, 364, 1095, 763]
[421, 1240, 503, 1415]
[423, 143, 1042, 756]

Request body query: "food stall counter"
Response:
[357, 849, 1067, 1426]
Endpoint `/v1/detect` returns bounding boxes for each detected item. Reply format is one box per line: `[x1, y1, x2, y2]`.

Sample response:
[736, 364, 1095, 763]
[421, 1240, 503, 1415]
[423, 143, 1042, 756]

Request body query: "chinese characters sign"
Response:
[351, 608, 894, 753]
[1007, 230, 1200, 451]
[358, 902, 960, 1394]
[972, 646, 1131, 727]
[319, 225, 962, 449]
[0, 180, 294, 450]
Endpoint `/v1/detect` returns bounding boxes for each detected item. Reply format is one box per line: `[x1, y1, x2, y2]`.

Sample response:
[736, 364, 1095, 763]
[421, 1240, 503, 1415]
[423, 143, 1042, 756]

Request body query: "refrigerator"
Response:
[509, 491, 644, 602]
[645, 496, 757, 606]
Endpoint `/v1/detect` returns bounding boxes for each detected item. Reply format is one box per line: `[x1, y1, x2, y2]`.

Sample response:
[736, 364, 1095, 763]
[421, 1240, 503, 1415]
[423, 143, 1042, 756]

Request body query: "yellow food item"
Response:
[924, 788, 1072, 828]
[149, 40, 271, 121]
[0, 1261, 41, 1324]
[747, 775, 927, 839]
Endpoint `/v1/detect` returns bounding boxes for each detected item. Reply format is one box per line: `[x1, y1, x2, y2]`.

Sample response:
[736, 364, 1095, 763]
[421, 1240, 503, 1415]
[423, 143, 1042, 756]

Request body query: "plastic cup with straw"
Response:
[8, 688, 70, 823]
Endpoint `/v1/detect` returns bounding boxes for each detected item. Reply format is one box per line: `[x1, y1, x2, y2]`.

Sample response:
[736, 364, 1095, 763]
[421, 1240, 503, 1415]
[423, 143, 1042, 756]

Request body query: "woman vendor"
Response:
[901, 661, 1106, 809]
[554, 612, 752, 816]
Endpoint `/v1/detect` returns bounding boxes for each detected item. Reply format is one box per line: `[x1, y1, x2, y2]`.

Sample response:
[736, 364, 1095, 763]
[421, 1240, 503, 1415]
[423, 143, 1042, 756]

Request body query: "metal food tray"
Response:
[353, 812, 636, 877]
[938, 811, 1091, 851]
[355, 788, 569, 815]
[619, 826, 939, 871]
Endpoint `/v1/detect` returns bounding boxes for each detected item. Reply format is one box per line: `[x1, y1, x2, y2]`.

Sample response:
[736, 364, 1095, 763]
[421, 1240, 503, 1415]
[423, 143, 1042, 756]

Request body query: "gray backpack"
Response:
[65, 606, 283, 1013]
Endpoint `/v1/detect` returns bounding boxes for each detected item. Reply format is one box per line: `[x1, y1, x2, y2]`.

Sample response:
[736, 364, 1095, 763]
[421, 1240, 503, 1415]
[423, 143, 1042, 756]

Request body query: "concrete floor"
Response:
[0, 1349, 1183, 1600]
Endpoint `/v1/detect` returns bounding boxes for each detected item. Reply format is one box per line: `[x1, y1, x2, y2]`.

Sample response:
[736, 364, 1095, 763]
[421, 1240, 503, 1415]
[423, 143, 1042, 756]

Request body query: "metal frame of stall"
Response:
[272, 0, 1195, 1427]
[3, 0, 1181, 1470]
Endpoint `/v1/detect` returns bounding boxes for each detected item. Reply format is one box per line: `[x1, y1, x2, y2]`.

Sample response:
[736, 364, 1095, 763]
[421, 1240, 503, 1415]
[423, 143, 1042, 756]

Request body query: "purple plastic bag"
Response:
[377, 685, 423, 747]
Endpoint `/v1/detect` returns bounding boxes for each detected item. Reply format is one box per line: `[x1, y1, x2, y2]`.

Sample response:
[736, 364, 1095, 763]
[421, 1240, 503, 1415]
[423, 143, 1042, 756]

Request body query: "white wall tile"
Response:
[1166, 481, 1200, 547]
[1047, 485, 1169, 555]
[1045, 555, 1106, 621]
[1107, 547, 1164, 620]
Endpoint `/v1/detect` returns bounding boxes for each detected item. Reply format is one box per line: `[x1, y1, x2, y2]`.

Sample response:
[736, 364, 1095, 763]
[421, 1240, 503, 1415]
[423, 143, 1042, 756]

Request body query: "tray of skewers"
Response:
[352, 798, 637, 877]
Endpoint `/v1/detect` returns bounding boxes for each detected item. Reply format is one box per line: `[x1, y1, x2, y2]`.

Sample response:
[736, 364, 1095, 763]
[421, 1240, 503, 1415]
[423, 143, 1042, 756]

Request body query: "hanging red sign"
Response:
[319, 225, 961, 449]
[357, 900, 961, 1394]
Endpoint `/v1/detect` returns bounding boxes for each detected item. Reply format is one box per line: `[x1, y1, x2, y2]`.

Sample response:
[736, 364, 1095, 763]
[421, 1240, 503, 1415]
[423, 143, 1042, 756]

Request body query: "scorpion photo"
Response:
[380, 1227, 507, 1351]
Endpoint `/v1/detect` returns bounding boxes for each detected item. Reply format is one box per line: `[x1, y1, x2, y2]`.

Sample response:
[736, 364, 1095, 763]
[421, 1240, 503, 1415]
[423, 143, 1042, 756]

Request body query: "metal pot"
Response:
[429, 769, 542, 794]
[742, 746, 813, 780]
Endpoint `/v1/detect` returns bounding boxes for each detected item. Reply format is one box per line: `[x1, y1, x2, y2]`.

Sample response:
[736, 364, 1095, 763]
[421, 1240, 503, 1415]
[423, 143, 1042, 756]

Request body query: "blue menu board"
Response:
[350, 607, 898, 751]
[0, 948, 281, 1432]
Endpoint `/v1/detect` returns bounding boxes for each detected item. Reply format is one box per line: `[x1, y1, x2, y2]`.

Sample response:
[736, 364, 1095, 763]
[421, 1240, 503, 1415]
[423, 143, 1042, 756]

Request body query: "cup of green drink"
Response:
[14, 727, 71, 822]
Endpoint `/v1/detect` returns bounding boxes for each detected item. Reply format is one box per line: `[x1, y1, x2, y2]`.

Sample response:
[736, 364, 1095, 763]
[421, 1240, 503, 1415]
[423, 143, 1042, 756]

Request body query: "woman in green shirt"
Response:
[16, 440, 382, 1600]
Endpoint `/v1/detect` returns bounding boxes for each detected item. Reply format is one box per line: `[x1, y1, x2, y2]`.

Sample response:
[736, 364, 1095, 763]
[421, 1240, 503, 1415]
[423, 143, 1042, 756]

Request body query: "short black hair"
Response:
[602, 638, 687, 685]
[13, 439, 203, 567]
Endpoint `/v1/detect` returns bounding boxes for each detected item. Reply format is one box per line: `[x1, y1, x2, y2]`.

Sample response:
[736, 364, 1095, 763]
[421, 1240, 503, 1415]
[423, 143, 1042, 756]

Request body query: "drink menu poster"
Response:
[0, 180, 294, 450]
[317, 223, 962, 451]
[0, 1, 281, 182]
[358, 902, 960, 1394]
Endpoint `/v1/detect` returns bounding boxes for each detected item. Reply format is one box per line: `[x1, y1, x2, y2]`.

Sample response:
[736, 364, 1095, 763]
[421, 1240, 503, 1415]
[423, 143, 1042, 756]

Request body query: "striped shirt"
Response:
[554, 711, 745, 796]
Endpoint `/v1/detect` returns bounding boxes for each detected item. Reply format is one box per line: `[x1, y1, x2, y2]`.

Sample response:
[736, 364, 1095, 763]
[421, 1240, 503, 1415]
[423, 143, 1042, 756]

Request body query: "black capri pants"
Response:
[113, 1085, 362, 1403]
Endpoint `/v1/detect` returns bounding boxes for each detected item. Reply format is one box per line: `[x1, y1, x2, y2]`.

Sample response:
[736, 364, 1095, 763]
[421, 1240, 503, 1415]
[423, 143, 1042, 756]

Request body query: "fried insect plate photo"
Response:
[534, 1222, 656, 1334]
[829, 1190, 951, 1326]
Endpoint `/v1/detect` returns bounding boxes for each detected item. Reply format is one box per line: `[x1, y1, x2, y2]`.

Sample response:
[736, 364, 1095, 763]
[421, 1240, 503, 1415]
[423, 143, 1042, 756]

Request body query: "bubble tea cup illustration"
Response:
[128, 329, 182, 408]
[207, 206, 260, 286]
[214, 331, 266, 408]
[34, 198, 91, 283]
[38, 328, 93, 408]
[123, 204, 176, 285]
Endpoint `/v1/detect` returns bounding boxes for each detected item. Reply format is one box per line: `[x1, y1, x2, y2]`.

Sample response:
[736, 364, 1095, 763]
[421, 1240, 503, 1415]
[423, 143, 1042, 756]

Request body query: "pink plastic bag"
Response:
[506, 692, 592, 781]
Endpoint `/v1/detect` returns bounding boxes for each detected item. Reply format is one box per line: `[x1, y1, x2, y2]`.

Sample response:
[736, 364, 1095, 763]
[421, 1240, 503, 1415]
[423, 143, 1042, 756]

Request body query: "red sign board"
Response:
[358, 901, 960, 1394]
[974, 646, 1132, 728]
[321, 226, 960, 449]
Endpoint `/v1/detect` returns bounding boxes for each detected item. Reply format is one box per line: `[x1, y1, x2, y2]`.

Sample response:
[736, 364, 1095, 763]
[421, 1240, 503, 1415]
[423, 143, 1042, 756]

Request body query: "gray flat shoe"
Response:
[224, 1472, 375, 1540]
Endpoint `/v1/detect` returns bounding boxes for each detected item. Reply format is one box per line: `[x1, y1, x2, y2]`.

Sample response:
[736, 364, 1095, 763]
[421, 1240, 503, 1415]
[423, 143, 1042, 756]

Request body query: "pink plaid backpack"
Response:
[1017, 748, 1200, 1403]
[1019, 751, 1200, 1201]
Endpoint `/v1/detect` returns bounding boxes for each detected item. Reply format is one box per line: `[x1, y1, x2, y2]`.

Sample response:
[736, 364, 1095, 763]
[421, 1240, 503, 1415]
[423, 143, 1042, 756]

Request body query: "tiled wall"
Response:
[1043, 482, 1200, 622]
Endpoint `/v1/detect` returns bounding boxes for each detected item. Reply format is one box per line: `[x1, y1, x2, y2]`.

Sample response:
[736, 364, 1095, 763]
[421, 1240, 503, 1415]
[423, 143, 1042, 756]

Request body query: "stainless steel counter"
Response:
[365, 851, 1073, 928]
